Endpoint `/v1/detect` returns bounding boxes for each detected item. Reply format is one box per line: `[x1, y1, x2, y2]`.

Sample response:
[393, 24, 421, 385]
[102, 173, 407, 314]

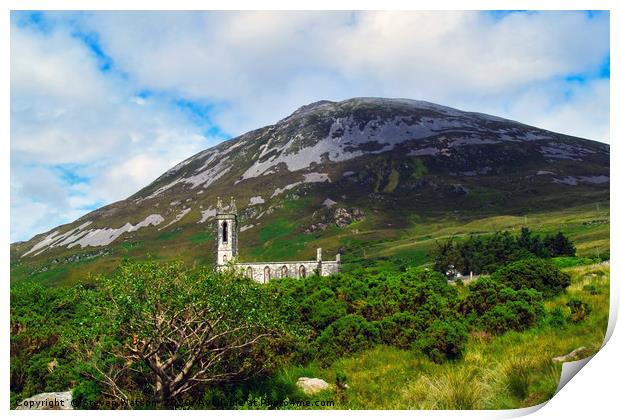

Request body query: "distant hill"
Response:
[10, 97, 609, 285]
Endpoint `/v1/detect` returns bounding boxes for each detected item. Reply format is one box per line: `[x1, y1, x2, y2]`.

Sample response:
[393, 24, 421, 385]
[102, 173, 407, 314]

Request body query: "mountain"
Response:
[11, 97, 610, 285]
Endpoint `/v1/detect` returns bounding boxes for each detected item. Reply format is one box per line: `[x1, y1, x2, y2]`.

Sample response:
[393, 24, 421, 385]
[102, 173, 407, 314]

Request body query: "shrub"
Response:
[463, 277, 544, 335]
[479, 296, 543, 334]
[547, 307, 567, 329]
[378, 312, 419, 348]
[461, 276, 503, 315]
[417, 318, 467, 363]
[72, 379, 102, 409]
[492, 258, 570, 298]
[299, 289, 347, 331]
[567, 298, 591, 323]
[315, 315, 379, 362]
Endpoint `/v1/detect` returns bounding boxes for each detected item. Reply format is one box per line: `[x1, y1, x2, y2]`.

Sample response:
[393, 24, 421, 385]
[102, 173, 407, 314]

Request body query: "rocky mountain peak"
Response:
[12, 97, 609, 267]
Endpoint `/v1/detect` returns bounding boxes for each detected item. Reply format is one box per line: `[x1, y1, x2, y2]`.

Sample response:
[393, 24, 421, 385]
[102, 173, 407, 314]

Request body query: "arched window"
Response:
[222, 221, 228, 243]
[223, 254, 227, 263]
[281, 266, 288, 278]
[299, 265, 306, 278]
[264, 266, 271, 282]
[246, 267, 253, 278]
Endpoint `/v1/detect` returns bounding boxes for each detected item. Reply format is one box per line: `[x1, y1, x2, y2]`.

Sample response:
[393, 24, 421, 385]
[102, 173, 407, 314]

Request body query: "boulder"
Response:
[15, 391, 73, 410]
[296, 377, 331, 395]
[552, 347, 589, 363]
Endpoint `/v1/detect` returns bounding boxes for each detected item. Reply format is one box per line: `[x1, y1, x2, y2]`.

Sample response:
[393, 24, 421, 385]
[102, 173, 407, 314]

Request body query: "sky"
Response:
[10, 10, 610, 242]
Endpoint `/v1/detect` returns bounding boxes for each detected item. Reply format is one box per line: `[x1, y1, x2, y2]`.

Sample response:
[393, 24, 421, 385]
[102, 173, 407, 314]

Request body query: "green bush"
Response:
[479, 294, 544, 334]
[315, 315, 379, 362]
[462, 276, 544, 335]
[378, 312, 419, 348]
[417, 318, 467, 363]
[492, 258, 570, 298]
[547, 307, 567, 328]
[299, 289, 347, 331]
[551, 256, 601, 269]
[267, 267, 462, 364]
[72, 379, 102, 409]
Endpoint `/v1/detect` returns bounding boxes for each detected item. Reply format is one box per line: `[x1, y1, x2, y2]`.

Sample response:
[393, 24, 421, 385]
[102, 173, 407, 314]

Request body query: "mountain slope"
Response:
[11, 97, 610, 285]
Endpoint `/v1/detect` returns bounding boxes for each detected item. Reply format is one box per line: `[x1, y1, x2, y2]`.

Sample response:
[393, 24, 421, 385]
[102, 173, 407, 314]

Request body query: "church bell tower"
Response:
[215, 196, 238, 266]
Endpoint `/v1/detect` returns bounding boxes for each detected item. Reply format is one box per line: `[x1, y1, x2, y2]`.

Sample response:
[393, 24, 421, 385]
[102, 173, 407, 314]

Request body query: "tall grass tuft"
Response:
[405, 366, 489, 409]
[504, 358, 532, 401]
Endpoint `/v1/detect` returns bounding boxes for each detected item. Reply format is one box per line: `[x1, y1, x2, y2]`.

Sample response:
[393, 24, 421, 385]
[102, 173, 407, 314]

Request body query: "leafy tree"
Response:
[432, 238, 463, 274]
[10, 281, 88, 402]
[75, 260, 288, 407]
[543, 232, 577, 257]
[432, 229, 576, 274]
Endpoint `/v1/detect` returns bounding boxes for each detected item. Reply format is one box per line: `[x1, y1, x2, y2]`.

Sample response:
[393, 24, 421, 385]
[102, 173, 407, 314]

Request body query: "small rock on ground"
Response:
[296, 377, 331, 395]
[552, 347, 589, 363]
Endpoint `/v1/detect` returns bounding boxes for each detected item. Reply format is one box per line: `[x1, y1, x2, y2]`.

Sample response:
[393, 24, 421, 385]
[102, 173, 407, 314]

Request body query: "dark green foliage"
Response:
[418, 318, 468, 363]
[12, 240, 573, 407]
[479, 295, 544, 334]
[567, 298, 591, 323]
[543, 232, 576, 257]
[433, 228, 576, 275]
[378, 312, 418, 348]
[492, 258, 570, 298]
[547, 307, 567, 328]
[316, 315, 379, 362]
[268, 267, 467, 364]
[72, 379, 102, 409]
[85, 260, 293, 406]
[462, 276, 545, 335]
[11, 260, 295, 408]
[10, 281, 90, 404]
[299, 289, 348, 331]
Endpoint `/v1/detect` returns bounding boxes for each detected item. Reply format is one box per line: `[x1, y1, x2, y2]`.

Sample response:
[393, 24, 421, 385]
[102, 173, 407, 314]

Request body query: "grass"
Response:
[189, 231, 214, 244]
[251, 262, 609, 410]
[258, 218, 296, 242]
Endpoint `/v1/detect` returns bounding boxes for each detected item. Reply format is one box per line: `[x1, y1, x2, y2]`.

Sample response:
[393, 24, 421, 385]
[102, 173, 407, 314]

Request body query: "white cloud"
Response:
[10, 11, 609, 242]
[83, 11, 609, 135]
[10, 22, 214, 241]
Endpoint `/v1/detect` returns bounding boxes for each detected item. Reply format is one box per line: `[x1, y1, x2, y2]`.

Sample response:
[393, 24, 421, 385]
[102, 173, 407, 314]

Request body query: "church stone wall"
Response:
[232, 260, 339, 283]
